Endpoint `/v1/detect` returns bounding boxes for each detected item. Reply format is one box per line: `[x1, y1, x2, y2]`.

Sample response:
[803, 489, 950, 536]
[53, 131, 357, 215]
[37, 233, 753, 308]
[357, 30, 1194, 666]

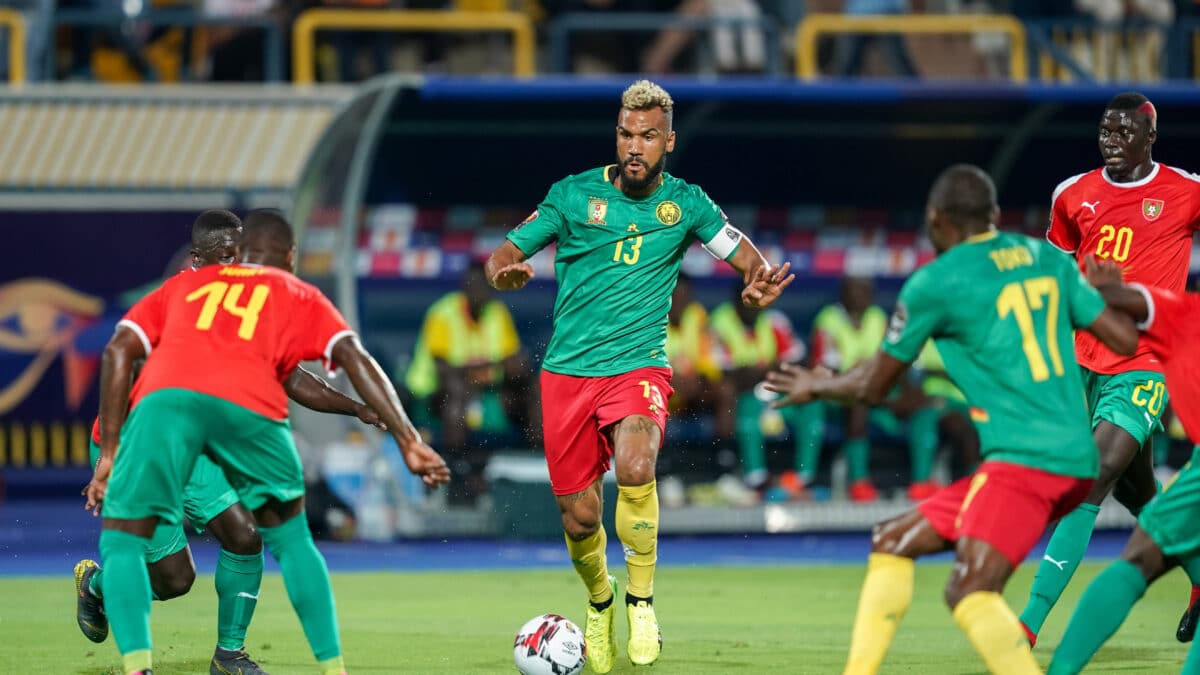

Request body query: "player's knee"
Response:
[869, 521, 904, 555]
[153, 568, 196, 600]
[563, 513, 600, 541]
[615, 459, 655, 486]
[223, 522, 263, 556]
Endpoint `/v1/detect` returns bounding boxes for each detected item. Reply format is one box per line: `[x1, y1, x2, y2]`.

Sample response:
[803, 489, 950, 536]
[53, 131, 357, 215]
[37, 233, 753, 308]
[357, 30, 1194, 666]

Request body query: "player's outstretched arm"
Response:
[85, 326, 146, 512]
[486, 240, 535, 291]
[283, 366, 384, 429]
[725, 236, 794, 308]
[1085, 308, 1138, 356]
[764, 353, 909, 408]
[329, 335, 451, 488]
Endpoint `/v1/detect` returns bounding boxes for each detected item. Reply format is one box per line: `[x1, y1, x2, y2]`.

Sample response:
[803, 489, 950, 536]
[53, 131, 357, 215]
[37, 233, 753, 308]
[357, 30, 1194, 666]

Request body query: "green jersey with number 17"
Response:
[882, 230, 1106, 478]
[507, 165, 740, 377]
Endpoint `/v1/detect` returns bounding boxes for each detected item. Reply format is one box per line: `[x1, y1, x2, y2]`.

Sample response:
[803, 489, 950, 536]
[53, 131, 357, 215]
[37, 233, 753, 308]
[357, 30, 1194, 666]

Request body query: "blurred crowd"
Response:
[2, 0, 1200, 82]
[401, 262, 1193, 509]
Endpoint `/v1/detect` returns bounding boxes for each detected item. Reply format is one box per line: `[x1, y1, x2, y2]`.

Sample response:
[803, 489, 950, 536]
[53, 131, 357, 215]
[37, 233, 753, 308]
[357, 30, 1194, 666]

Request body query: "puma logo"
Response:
[237, 592, 259, 600]
[1081, 201, 1100, 214]
[1043, 555, 1069, 570]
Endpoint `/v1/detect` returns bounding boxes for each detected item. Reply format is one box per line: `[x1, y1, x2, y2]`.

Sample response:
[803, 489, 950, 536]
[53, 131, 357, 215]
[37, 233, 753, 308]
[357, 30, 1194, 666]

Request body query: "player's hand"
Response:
[763, 362, 821, 407]
[492, 263, 535, 291]
[1084, 254, 1124, 288]
[354, 403, 387, 430]
[83, 455, 113, 516]
[741, 262, 795, 308]
[399, 440, 452, 488]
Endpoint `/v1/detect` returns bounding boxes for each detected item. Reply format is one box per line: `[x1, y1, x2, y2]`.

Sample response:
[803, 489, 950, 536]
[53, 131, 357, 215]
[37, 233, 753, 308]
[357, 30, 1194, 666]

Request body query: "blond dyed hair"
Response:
[621, 80, 674, 128]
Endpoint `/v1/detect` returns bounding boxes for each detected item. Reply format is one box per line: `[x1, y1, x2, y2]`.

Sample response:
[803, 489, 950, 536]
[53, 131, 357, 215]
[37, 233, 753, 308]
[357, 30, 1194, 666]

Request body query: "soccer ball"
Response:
[513, 614, 587, 675]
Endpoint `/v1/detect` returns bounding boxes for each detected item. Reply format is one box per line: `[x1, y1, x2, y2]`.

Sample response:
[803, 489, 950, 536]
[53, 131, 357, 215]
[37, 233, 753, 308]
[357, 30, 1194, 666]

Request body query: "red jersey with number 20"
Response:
[119, 264, 353, 420]
[1131, 284, 1200, 443]
[1047, 163, 1200, 374]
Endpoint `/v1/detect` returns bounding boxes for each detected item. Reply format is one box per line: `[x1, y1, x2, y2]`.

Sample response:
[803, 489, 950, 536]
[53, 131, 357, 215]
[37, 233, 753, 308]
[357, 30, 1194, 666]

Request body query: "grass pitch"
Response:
[4, 562, 1188, 673]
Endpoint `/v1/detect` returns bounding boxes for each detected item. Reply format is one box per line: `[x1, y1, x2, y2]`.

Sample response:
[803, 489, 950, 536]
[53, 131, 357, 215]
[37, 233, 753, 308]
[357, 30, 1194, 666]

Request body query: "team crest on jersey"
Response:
[1142, 198, 1164, 221]
[587, 198, 608, 226]
[655, 200, 682, 226]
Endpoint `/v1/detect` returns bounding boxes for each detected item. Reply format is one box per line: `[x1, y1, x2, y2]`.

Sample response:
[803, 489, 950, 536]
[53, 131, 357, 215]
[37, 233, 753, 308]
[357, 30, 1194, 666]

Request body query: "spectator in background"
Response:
[710, 283, 805, 495]
[404, 261, 539, 500]
[664, 273, 722, 422]
[903, 339, 979, 499]
[792, 276, 887, 502]
[201, 0, 279, 81]
[831, 0, 918, 77]
[540, 0, 714, 74]
[1073, 0, 1174, 81]
[0, 0, 55, 81]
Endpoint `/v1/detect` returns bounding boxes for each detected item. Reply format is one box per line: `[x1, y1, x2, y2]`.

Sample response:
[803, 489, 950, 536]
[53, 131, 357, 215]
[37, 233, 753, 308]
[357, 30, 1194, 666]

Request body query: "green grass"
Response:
[4, 562, 1189, 674]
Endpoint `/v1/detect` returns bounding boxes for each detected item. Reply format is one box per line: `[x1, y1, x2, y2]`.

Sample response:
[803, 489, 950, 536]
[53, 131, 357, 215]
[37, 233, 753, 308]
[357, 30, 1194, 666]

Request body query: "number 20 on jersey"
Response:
[1095, 225, 1133, 262]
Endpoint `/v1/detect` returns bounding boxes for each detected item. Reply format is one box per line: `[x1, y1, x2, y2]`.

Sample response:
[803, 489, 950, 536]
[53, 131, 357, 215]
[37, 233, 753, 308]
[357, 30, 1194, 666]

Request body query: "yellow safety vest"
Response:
[710, 302, 778, 368]
[665, 303, 719, 380]
[812, 304, 887, 372]
[405, 292, 517, 398]
[915, 341, 966, 403]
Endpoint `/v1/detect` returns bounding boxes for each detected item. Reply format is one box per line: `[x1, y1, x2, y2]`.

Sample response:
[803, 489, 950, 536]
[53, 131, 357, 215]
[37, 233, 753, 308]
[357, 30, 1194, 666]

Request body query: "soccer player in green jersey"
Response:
[484, 80, 794, 671]
[765, 164, 1138, 675]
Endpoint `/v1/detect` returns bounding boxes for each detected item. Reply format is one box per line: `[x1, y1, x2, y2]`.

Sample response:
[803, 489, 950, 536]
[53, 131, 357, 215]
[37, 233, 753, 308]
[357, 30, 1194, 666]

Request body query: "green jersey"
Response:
[882, 230, 1106, 478]
[508, 165, 737, 376]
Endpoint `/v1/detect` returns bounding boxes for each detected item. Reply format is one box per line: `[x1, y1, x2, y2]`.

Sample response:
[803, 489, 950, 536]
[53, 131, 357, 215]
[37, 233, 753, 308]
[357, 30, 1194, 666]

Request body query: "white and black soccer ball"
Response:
[513, 614, 587, 675]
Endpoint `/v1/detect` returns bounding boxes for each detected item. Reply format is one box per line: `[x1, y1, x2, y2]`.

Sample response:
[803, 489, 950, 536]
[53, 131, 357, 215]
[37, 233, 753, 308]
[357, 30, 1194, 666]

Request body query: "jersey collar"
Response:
[1101, 161, 1159, 188]
[964, 228, 999, 244]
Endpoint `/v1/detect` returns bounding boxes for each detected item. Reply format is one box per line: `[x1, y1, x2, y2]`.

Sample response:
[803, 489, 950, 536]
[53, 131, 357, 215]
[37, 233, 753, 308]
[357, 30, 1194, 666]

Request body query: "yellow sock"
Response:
[122, 649, 152, 674]
[318, 655, 347, 675]
[565, 526, 613, 604]
[952, 591, 1041, 675]
[616, 481, 658, 599]
[843, 553, 914, 675]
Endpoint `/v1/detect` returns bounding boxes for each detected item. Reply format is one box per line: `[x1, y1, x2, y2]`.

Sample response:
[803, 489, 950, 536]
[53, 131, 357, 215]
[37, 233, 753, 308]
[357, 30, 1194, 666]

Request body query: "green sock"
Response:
[1020, 502, 1100, 634]
[845, 438, 870, 482]
[735, 393, 767, 484]
[88, 567, 104, 599]
[260, 515, 342, 663]
[906, 407, 940, 482]
[215, 548, 263, 651]
[792, 401, 826, 484]
[98, 530, 154, 658]
[1047, 560, 1145, 675]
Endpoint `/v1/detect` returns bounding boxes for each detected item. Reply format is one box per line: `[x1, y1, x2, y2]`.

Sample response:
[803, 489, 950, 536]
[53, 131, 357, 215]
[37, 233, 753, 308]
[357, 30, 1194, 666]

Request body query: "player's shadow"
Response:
[79, 657, 220, 674]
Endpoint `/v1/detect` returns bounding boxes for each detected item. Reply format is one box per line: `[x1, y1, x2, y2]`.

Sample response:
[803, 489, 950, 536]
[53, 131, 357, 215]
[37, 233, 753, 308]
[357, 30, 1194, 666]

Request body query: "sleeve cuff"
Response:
[1128, 283, 1155, 331]
[116, 319, 152, 356]
[322, 329, 357, 374]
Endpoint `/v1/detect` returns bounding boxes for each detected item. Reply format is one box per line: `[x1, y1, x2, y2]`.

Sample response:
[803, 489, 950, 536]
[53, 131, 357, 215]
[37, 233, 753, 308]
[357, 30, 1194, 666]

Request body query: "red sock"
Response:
[1190, 585, 1200, 610]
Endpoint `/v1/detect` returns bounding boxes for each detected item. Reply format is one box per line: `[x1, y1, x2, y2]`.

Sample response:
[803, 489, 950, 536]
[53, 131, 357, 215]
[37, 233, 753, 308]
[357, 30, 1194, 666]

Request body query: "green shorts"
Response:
[104, 388, 304, 527]
[1082, 368, 1168, 447]
[91, 436, 239, 563]
[1139, 446, 1200, 559]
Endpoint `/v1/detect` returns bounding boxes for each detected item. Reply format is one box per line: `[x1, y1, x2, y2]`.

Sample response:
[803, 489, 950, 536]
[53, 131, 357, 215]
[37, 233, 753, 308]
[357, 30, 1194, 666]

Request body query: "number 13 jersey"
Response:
[119, 264, 353, 420]
[507, 165, 738, 377]
[1047, 162, 1200, 374]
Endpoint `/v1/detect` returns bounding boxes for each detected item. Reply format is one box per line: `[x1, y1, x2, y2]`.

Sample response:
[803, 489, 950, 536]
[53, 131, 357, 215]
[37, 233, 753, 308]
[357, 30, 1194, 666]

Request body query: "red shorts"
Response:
[918, 461, 1094, 569]
[539, 367, 673, 496]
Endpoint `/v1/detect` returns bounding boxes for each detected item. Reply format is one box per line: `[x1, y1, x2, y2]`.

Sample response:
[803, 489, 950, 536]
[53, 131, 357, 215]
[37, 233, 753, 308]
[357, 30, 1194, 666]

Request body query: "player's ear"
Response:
[990, 205, 1001, 227]
[1146, 126, 1157, 147]
[287, 247, 297, 273]
[665, 130, 676, 154]
[189, 248, 201, 270]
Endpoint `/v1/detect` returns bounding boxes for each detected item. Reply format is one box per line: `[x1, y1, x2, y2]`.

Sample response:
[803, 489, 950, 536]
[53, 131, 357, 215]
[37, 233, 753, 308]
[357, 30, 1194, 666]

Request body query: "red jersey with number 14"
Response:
[1133, 284, 1200, 443]
[1047, 163, 1200, 374]
[119, 264, 353, 420]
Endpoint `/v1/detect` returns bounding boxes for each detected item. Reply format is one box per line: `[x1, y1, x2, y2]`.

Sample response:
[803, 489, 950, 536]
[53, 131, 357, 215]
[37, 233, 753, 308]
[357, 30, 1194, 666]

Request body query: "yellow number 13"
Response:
[996, 276, 1063, 382]
[185, 281, 271, 340]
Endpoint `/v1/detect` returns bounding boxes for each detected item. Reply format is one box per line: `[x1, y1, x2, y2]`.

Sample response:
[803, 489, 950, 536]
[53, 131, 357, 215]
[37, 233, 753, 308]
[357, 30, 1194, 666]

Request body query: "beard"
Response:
[617, 152, 666, 192]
